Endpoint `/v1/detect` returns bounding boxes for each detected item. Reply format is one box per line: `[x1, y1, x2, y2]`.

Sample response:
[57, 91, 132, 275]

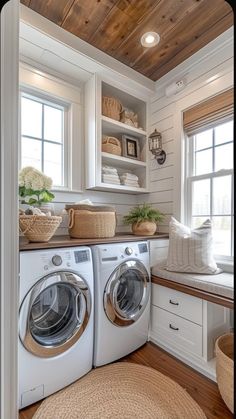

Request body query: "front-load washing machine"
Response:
[92, 241, 150, 367]
[19, 247, 94, 409]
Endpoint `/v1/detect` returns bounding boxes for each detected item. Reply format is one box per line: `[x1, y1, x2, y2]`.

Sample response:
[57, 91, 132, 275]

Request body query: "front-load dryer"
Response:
[92, 241, 150, 367]
[19, 247, 94, 409]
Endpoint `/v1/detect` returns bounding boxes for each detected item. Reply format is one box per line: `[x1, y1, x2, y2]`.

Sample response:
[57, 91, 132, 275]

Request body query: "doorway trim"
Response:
[0, 1, 19, 417]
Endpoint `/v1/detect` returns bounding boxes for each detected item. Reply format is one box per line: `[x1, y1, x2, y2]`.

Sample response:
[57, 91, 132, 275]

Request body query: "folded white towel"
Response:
[121, 180, 139, 186]
[102, 174, 120, 181]
[120, 173, 138, 180]
[121, 181, 140, 187]
[102, 179, 121, 185]
[120, 176, 139, 182]
[75, 199, 93, 205]
[102, 165, 118, 174]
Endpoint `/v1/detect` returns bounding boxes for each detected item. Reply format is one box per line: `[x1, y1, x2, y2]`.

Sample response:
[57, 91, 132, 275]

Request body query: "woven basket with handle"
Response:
[65, 204, 116, 239]
[102, 96, 122, 121]
[19, 215, 62, 242]
[102, 136, 121, 156]
[215, 333, 234, 413]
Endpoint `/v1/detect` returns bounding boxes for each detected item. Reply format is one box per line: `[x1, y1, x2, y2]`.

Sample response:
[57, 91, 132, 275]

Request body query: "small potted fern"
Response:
[123, 203, 164, 236]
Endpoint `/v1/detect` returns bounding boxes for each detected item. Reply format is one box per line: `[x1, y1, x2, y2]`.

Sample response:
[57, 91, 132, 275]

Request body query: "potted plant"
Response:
[123, 203, 164, 236]
[19, 166, 55, 213]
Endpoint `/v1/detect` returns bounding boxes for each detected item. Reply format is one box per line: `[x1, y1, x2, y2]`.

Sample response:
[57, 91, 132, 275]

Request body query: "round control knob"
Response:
[125, 247, 133, 256]
[52, 255, 62, 266]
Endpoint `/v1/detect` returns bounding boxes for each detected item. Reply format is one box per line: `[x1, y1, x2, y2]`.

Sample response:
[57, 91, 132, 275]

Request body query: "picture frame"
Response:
[122, 135, 140, 160]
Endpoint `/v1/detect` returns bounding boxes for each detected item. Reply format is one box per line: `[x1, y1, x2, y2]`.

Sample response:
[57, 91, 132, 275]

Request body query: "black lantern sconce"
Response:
[148, 129, 166, 165]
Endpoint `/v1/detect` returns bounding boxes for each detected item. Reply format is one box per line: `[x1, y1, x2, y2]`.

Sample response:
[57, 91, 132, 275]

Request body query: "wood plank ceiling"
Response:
[20, 0, 233, 81]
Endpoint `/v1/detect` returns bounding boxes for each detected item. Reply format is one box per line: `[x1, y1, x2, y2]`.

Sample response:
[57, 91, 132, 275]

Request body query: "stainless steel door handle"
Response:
[169, 323, 179, 331]
[169, 299, 179, 306]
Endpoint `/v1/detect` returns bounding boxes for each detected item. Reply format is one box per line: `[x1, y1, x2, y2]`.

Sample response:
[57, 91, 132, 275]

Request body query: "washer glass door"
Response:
[19, 272, 91, 357]
[104, 260, 150, 326]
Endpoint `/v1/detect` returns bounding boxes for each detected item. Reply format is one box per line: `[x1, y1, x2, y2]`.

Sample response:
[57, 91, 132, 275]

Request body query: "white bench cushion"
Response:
[152, 262, 234, 300]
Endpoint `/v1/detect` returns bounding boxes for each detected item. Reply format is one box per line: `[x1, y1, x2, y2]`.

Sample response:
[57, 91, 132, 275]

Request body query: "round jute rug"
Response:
[33, 362, 206, 419]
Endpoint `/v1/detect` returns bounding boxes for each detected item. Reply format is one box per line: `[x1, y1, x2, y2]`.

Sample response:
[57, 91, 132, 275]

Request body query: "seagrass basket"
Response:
[19, 215, 62, 242]
[102, 96, 122, 121]
[102, 136, 121, 156]
[65, 204, 116, 239]
[215, 333, 234, 413]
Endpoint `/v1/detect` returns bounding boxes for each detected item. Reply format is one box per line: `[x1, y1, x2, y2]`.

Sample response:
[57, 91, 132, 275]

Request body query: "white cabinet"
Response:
[149, 283, 231, 381]
[151, 306, 203, 357]
[85, 75, 150, 194]
[152, 284, 203, 325]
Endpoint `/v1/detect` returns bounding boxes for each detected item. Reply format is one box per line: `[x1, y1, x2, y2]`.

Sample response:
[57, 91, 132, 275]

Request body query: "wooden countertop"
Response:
[19, 233, 169, 251]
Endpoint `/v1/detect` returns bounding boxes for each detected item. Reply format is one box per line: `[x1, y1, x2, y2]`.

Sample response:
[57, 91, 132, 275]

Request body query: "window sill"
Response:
[216, 260, 234, 274]
[52, 188, 84, 194]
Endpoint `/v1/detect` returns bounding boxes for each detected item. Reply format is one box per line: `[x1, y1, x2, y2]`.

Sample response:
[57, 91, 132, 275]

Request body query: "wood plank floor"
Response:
[19, 342, 232, 419]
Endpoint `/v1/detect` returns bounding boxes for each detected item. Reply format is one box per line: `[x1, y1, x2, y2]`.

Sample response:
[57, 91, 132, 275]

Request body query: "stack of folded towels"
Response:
[120, 172, 140, 188]
[102, 165, 121, 185]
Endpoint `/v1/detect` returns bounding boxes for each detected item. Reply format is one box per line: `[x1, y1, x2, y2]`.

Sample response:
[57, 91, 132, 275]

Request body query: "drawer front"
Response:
[152, 284, 202, 325]
[151, 306, 203, 357]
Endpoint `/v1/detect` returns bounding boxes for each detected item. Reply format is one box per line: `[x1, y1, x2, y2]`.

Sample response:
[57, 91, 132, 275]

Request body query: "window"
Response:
[186, 119, 234, 260]
[20, 92, 67, 187]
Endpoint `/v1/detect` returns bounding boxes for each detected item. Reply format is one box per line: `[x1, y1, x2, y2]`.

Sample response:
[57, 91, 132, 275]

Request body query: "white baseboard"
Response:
[149, 333, 216, 382]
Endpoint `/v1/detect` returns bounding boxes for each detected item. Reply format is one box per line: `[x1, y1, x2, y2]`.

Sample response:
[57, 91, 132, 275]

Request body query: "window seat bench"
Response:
[151, 264, 234, 309]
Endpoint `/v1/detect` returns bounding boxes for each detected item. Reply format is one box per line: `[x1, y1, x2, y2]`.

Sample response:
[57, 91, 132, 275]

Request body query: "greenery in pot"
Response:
[19, 166, 55, 206]
[123, 203, 164, 235]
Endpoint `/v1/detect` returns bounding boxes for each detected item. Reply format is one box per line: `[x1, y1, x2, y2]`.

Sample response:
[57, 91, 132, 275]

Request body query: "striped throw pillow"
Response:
[166, 217, 221, 274]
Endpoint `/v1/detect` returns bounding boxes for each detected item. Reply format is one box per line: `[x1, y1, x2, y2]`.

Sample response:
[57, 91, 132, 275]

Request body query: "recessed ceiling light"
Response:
[141, 32, 160, 48]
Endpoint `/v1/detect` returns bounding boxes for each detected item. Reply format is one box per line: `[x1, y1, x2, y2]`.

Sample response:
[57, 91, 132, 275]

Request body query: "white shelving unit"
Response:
[85, 75, 150, 194]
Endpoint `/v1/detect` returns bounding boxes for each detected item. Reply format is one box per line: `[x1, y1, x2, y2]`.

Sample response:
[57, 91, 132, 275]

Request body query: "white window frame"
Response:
[185, 119, 234, 264]
[19, 62, 83, 193]
[20, 89, 69, 188]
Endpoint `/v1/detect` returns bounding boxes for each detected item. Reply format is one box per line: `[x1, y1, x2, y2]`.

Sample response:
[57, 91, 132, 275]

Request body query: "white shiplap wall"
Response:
[19, 28, 233, 236]
[145, 28, 234, 233]
[19, 63, 140, 236]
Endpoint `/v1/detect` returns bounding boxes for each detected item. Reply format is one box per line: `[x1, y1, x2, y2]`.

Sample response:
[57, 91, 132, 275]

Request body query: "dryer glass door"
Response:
[19, 272, 91, 357]
[104, 260, 150, 326]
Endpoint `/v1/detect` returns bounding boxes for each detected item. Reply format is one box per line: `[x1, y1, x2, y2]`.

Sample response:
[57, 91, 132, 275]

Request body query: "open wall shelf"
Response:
[85, 75, 150, 193]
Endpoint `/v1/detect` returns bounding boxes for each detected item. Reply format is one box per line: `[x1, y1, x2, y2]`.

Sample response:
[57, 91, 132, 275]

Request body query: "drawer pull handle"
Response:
[169, 299, 179, 306]
[169, 324, 179, 331]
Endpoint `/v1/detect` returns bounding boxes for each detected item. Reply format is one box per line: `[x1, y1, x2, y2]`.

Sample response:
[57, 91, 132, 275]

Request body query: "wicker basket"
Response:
[120, 109, 138, 128]
[65, 204, 116, 239]
[102, 96, 122, 121]
[215, 333, 234, 413]
[19, 215, 62, 242]
[102, 136, 121, 156]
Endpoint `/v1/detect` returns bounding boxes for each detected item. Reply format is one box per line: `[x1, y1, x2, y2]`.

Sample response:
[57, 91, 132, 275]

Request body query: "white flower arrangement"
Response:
[19, 166, 55, 206]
